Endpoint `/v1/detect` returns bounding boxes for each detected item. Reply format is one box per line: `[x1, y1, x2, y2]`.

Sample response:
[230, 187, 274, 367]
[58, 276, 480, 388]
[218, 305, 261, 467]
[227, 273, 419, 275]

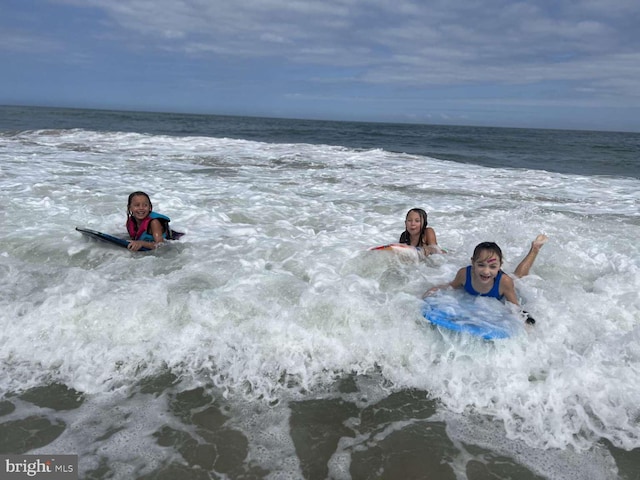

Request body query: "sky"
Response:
[2, 0, 640, 132]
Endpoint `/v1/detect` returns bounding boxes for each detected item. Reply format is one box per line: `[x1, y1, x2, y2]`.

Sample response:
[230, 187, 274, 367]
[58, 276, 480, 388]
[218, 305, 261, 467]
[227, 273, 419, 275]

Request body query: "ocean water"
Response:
[1, 105, 639, 479]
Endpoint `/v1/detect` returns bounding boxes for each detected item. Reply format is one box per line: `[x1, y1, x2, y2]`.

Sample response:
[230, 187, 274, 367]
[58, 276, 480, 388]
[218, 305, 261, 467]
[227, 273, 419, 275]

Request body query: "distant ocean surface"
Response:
[1, 105, 639, 479]
[2, 105, 639, 178]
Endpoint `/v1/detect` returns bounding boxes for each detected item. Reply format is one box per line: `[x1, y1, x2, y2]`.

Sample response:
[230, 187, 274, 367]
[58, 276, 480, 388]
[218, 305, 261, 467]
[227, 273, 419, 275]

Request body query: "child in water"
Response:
[399, 208, 443, 255]
[126, 191, 173, 251]
[424, 235, 548, 324]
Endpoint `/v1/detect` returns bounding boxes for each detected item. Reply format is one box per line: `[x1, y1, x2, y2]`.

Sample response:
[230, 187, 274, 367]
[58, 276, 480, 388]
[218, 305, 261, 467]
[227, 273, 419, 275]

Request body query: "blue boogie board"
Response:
[76, 227, 151, 251]
[421, 295, 521, 340]
[77, 227, 185, 251]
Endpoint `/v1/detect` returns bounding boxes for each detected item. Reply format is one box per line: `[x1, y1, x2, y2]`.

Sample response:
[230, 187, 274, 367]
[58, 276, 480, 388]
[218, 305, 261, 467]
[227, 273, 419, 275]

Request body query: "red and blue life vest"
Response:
[126, 211, 171, 242]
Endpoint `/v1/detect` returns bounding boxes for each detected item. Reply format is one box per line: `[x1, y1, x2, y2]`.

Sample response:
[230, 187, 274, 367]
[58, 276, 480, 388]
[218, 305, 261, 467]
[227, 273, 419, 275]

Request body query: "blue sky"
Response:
[2, 0, 639, 132]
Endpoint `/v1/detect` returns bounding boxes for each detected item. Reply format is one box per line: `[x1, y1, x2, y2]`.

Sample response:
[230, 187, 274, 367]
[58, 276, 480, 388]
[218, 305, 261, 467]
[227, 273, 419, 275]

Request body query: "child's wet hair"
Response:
[472, 241, 504, 264]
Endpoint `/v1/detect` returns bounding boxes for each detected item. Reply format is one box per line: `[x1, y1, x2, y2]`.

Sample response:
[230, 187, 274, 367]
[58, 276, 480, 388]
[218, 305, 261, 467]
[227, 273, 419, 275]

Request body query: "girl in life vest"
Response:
[126, 191, 172, 251]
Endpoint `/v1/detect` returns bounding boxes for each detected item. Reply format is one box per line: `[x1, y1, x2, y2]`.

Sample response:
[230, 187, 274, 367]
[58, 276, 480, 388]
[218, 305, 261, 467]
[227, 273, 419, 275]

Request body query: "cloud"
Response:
[0, 30, 63, 54]
[46, 1, 637, 87]
[5, 0, 640, 125]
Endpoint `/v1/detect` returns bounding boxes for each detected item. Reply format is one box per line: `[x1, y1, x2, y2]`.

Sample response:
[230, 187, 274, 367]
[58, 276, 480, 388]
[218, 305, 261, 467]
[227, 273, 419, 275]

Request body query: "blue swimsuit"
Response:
[463, 266, 504, 300]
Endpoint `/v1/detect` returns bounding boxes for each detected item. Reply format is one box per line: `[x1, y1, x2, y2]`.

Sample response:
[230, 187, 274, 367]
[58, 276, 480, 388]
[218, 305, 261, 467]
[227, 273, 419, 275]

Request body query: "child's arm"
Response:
[149, 219, 165, 244]
[421, 227, 445, 255]
[499, 274, 535, 324]
[423, 267, 465, 298]
[499, 273, 519, 305]
[424, 227, 437, 246]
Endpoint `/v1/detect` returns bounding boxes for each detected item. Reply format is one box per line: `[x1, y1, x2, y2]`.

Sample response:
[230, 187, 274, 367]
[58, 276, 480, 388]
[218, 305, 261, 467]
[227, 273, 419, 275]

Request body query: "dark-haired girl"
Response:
[126, 191, 172, 251]
[424, 235, 548, 324]
[399, 208, 442, 255]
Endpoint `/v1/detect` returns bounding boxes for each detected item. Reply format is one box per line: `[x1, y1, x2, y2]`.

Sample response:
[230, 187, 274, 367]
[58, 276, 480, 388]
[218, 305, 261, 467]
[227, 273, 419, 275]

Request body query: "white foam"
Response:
[1, 128, 639, 475]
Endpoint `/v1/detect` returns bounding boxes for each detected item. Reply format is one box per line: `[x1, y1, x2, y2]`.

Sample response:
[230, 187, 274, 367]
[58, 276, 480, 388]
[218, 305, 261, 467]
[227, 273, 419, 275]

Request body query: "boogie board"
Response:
[421, 295, 520, 340]
[368, 243, 421, 261]
[76, 227, 185, 251]
[76, 227, 150, 251]
[369, 243, 447, 255]
[369, 243, 419, 253]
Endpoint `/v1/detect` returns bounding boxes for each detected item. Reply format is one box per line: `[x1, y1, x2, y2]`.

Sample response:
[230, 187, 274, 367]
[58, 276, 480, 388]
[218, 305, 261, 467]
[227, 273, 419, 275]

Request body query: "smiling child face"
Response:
[129, 194, 152, 221]
[471, 249, 502, 285]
